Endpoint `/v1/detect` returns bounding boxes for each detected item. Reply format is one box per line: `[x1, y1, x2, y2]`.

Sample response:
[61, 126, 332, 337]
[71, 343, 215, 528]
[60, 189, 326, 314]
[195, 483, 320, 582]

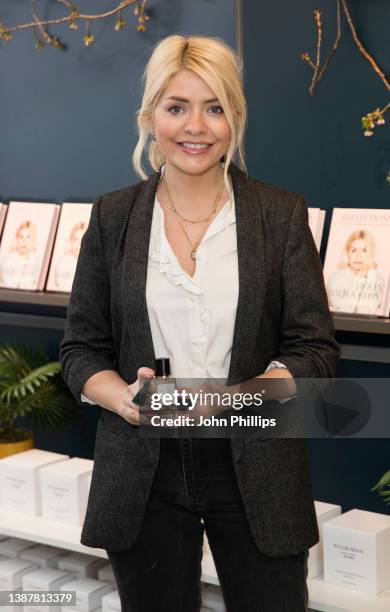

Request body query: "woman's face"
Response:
[152, 69, 231, 175]
[16, 227, 34, 256]
[347, 239, 369, 272]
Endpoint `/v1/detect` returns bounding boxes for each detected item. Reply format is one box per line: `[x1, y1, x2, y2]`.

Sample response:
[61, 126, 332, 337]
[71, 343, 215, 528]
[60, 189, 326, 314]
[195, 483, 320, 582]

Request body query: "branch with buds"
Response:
[301, 0, 390, 185]
[0, 0, 149, 51]
[301, 0, 390, 183]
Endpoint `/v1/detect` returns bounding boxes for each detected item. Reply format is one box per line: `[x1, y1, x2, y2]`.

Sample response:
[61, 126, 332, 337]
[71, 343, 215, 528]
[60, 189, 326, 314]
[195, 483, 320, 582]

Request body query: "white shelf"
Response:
[0, 510, 107, 559]
[1, 511, 390, 611]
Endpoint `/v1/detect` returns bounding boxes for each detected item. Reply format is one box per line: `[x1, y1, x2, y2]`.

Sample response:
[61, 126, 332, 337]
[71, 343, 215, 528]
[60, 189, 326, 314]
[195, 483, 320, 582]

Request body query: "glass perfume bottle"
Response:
[133, 357, 176, 411]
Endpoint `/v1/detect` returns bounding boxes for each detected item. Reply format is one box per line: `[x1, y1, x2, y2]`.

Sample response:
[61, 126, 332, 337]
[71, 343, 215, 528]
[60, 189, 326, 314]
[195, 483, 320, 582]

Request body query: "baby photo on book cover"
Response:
[46, 203, 92, 293]
[0, 201, 60, 291]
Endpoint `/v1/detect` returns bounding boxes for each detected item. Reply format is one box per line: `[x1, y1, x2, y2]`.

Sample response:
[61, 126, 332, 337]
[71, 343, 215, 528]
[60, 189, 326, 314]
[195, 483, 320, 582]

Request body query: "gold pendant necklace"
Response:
[163, 171, 224, 260]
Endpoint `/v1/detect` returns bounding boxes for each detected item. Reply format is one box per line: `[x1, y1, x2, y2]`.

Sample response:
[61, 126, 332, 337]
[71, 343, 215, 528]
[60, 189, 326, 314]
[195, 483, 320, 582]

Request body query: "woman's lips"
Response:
[177, 143, 212, 155]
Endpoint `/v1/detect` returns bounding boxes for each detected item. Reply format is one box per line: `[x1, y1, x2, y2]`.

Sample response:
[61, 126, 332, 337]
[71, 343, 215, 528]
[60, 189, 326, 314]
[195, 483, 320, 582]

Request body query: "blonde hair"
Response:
[339, 229, 377, 273]
[65, 222, 87, 255]
[11, 220, 37, 254]
[132, 34, 248, 192]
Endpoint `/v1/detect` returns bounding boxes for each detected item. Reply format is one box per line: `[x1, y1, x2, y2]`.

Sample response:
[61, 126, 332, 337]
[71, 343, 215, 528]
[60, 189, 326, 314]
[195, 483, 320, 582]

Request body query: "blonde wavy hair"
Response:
[339, 229, 377, 273]
[132, 34, 248, 192]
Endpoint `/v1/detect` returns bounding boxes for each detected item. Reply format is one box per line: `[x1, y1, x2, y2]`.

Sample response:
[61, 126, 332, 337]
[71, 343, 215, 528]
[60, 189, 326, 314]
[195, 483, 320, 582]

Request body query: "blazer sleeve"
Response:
[59, 196, 116, 405]
[272, 196, 340, 378]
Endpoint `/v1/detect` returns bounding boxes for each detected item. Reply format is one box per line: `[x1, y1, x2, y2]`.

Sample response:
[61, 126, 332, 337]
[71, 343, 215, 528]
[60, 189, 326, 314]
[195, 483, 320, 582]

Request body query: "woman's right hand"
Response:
[119, 367, 155, 426]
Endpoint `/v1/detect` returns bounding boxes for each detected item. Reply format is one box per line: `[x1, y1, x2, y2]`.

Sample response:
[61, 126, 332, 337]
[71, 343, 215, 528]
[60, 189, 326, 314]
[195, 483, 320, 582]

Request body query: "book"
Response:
[323, 208, 390, 316]
[308, 207, 325, 251]
[0, 201, 60, 291]
[45, 202, 92, 292]
[0, 203, 8, 238]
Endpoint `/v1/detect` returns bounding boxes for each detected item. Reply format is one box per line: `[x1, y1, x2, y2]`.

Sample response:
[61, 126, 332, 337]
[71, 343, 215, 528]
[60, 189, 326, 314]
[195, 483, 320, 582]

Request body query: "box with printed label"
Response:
[0, 538, 36, 559]
[57, 553, 107, 579]
[308, 500, 342, 578]
[0, 558, 38, 589]
[59, 578, 113, 612]
[40, 458, 93, 525]
[22, 566, 75, 612]
[323, 508, 390, 593]
[20, 544, 68, 569]
[0, 449, 69, 515]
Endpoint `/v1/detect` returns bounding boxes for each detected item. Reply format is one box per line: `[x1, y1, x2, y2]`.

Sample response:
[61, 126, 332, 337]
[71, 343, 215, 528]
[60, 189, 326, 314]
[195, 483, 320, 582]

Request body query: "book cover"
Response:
[0, 201, 60, 291]
[323, 208, 390, 316]
[45, 203, 92, 293]
[308, 207, 326, 251]
[0, 204, 8, 238]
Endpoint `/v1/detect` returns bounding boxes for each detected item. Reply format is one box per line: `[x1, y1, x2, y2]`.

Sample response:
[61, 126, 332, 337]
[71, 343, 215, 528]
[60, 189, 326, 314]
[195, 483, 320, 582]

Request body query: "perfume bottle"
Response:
[133, 357, 176, 410]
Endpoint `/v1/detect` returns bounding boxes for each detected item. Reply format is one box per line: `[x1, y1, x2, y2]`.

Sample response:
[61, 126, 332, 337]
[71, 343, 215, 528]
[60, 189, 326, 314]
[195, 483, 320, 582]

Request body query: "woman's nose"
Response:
[184, 111, 206, 134]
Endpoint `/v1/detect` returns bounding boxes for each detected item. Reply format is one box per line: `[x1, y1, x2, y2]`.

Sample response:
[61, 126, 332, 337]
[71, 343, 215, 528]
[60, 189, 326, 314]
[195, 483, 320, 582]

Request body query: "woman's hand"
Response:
[119, 367, 155, 426]
[254, 367, 297, 401]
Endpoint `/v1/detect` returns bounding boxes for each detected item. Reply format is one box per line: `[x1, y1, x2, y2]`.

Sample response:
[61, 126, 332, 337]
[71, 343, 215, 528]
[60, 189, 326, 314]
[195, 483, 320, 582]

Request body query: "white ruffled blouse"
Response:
[145, 165, 239, 381]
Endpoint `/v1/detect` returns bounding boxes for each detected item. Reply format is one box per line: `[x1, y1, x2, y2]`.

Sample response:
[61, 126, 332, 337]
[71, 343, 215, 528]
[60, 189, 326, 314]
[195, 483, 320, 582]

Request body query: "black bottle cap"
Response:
[155, 357, 171, 377]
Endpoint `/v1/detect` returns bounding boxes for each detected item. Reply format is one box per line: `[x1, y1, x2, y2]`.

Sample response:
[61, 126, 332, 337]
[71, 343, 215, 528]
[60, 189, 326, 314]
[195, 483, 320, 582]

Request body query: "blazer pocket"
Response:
[100, 409, 139, 440]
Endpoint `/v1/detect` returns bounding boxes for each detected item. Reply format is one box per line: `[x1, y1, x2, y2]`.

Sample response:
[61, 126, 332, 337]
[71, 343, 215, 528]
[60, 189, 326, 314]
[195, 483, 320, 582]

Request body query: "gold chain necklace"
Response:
[163, 172, 224, 224]
[163, 173, 224, 260]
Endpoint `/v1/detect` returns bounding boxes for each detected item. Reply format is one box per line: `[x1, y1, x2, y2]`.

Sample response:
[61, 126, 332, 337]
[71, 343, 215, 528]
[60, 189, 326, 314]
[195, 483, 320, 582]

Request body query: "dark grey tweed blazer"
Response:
[59, 161, 340, 557]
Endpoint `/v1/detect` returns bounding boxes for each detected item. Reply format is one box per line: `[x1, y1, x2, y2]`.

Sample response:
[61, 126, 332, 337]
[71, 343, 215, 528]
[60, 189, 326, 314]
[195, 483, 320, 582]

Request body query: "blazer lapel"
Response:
[227, 163, 266, 384]
[121, 171, 160, 371]
[122, 162, 267, 382]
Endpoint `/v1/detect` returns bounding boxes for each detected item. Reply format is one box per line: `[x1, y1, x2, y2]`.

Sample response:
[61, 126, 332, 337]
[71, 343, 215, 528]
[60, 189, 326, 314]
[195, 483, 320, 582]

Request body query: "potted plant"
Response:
[371, 471, 390, 507]
[0, 343, 79, 458]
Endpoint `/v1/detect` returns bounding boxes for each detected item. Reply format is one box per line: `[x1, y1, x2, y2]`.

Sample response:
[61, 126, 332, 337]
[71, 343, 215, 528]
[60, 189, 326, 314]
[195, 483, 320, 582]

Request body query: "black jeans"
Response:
[106, 436, 309, 612]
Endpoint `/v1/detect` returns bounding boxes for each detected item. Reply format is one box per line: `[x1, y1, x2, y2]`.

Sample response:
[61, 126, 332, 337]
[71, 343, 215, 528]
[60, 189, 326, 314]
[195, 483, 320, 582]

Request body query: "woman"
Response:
[0, 220, 40, 289]
[326, 229, 385, 315]
[59, 35, 340, 611]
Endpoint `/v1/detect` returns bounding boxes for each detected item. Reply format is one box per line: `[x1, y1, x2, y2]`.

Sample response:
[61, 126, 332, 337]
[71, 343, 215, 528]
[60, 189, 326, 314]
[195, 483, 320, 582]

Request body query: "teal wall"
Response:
[243, 0, 390, 515]
[1, 1, 389, 516]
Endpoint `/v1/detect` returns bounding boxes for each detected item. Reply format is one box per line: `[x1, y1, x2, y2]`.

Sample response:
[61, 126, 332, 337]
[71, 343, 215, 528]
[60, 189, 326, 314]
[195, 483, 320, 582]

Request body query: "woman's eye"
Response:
[168, 105, 183, 114]
[167, 105, 224, 114]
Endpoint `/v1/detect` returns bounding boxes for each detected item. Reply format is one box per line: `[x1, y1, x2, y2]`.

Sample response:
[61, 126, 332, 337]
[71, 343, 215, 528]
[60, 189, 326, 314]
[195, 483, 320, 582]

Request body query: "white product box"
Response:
[308, 500, 342, 578]
[101, 590, 120, 612]
[97, 563, 115, 583]
[57, 553, 107, 579]
[202, 534, 217, 579]
[0, 558, 39, 589]
[0, 538, 36, 559]
[0, 449, 69, 515]
[324, 508, 390, 594]
[22, 567, 75, 612]
[20, 545, 69, 569]
[201, 584, 226, 611]
[60, 578, 113, 612]
[40, 458, 93, 525]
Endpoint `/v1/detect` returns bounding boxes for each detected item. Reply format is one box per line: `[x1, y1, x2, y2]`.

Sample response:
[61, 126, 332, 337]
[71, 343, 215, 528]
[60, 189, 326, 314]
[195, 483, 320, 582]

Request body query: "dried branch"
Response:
[0, 0, 149, 50]
[340, 0, 390, 93]
[316, 0, 341, 88]
[301, 0, 390, 182]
